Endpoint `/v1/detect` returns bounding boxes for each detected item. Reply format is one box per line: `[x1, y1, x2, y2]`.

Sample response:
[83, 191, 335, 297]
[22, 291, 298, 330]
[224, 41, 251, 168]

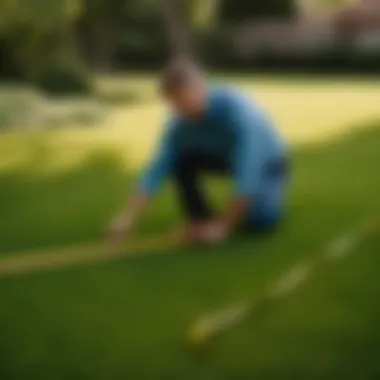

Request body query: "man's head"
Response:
[159, 59, 207, 118]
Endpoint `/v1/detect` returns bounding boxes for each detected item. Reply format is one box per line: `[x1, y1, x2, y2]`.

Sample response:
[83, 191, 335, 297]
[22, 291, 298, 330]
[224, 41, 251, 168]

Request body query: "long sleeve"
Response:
[137, 120, 177, 196]
[230, 102, 265, 198]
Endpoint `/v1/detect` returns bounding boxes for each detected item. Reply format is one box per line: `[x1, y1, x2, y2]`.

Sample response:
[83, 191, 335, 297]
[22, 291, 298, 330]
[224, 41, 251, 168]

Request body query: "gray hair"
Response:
[159, 58, 204, 95]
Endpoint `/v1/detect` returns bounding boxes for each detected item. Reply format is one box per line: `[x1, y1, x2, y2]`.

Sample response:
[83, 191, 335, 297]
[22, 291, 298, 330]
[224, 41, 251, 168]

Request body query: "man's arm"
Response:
[221, 102, 264, 231]
[220, 197, 251, 229]
[137, 124, 177, 198]
[108, 122, 177, 242]
[199, 101, 264, 243]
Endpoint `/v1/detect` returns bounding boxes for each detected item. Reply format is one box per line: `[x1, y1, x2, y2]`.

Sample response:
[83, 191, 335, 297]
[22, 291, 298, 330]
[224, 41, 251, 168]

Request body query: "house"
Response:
[232, 0, 380, 58]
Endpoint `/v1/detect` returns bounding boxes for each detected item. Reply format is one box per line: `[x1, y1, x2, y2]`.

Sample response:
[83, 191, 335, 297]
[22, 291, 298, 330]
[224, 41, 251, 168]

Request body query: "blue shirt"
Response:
[138, 86, 286, 198]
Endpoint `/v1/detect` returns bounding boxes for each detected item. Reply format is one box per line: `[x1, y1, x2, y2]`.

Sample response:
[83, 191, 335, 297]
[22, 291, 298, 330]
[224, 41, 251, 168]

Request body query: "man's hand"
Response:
[107, 192, 149, 245]
[107, 214, 134, 245]
[191, 220, 230, 244]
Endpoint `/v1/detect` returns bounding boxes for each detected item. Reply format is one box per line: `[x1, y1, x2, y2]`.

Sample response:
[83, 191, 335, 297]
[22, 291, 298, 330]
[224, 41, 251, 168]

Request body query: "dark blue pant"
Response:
[172, 153, 289, 230]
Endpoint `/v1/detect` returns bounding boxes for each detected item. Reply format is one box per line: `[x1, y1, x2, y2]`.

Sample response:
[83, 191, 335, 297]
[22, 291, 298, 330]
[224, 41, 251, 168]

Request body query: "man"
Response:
[109, 61, 289, 244]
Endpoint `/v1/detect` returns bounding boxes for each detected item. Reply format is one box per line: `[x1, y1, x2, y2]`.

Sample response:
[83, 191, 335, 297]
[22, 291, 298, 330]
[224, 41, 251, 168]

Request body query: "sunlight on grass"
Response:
[0, 76, 379, 174]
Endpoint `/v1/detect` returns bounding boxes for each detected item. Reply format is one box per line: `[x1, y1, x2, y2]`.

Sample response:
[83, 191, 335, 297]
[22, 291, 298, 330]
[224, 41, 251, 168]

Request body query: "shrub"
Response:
[35, 60, 93, 96]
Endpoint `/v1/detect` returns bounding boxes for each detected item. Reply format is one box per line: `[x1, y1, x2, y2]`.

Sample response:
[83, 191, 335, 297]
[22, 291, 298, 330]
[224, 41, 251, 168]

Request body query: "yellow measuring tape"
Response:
[0, 231, 183, 278]
[187, 219, 379, 351]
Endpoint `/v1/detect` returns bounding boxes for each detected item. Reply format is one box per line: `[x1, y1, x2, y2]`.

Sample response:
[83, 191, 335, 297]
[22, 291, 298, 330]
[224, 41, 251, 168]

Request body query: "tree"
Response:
[160, 0, 192, 58]
[0, 0, 84, 79]
[77, 0, 129, 72]
[159, 0, 222, 60]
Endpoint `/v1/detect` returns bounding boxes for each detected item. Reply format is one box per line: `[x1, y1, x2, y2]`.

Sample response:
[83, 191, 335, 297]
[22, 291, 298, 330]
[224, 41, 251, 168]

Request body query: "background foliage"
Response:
[0, 0, 377, 95]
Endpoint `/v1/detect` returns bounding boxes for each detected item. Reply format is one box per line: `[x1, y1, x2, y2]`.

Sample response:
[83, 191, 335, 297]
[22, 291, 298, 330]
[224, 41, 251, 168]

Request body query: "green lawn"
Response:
[0, 77, 379, 379]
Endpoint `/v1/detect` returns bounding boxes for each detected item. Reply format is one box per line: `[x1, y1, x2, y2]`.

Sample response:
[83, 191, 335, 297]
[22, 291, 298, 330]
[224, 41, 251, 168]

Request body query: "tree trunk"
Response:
[160, 0, 194, 59]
